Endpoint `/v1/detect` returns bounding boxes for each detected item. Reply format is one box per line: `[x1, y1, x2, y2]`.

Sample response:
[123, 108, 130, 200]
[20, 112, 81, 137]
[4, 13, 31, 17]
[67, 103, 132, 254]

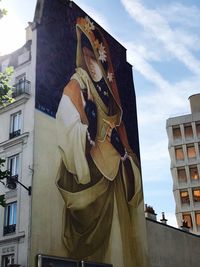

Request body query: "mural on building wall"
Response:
[35, 1, 148, 267]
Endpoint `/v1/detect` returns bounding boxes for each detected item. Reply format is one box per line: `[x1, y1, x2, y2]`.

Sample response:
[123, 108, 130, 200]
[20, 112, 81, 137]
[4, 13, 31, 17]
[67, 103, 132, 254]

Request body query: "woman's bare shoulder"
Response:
[63, 79, 81, 98]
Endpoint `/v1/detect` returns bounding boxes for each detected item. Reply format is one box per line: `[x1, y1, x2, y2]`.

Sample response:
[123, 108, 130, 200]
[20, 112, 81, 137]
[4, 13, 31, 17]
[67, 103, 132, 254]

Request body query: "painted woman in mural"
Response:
[56, 16, 147, 267]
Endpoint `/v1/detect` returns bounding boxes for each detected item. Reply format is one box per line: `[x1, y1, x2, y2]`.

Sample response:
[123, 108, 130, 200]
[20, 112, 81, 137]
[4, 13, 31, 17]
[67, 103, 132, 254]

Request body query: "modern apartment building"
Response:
[0, 24, 36, 267]
[166, 94, 200, 234]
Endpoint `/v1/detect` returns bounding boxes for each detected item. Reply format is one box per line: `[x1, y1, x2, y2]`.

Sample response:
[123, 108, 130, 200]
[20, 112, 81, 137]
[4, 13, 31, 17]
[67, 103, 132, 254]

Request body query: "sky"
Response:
[1, 0, 200, 227]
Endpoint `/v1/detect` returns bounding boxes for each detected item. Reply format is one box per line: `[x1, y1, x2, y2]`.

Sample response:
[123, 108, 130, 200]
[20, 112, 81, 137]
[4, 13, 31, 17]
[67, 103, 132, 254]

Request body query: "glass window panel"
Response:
[12, 202, 17, 225]
[184, 125, 193, 140]
[187, 146, 196, 159]
[8, 155, 19, 176]
[4, 202, 17, 226]
[177, 168, 187, 183]
[180, 190, 190, 204]
[2, 254, 15, 267]
[173, 127, 181, 141]
[196, 123, 200, 138]
[192, 189, 200, 202]
[9, 206, 13, 225]
[10, 111, 21, 133]
[183, 214, 192, 228]
[190, 166, 199, 180]
[195, 213, 200, 226]
[175, 147, 184, 161]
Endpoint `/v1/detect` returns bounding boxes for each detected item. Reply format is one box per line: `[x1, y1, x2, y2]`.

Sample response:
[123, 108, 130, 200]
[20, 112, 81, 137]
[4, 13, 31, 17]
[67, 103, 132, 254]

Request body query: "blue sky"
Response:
[1, 0, 200, 226]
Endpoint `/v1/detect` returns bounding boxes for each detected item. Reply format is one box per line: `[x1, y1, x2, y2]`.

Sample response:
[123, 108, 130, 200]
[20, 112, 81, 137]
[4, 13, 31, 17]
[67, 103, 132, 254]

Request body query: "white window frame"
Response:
[1, 254, 15, 267]
[4, 202, 17, 227]
[15, 73, 26, 92]
[8, 154, 19, 177]
[10, 111, 21, 136]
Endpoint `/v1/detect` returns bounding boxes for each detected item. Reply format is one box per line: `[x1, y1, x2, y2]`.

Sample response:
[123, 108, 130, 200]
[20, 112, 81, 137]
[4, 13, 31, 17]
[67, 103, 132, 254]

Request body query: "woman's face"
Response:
[83, 47, 103, 82]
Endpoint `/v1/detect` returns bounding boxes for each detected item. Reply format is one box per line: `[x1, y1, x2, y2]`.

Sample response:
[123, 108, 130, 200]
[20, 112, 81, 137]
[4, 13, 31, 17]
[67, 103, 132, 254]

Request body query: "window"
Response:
[187, 145, 196, 161]
[192, 189, 200, 202]
[182, 213, 192, 228]
[1, 254, 15, 267]
[177, 168, 187, 183]
[8, 155, 19, 178]
[173, 127, 181, 141]
[4, 202, 17, 235]
[13, 74, 30, 97]
[195, 212, 200, 226]
[189, 166, 199, 181]
[15, 74, 26, 93]
[180, 190, 190, 204]
[175, 147, 184, 162]
[184, 125, 193, 140]
[196, 123, 200, 138]
[9, 111, 21, 139]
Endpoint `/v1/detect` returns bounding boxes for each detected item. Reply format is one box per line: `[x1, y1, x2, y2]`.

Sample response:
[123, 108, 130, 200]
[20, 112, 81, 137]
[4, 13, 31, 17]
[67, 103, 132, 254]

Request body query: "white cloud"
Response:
[121, 0, 200, 76]
[125, 42, 171, 91]
[73, 0, 110, 32]
[158, 3, 200, 31]
[0, 10, 25, 55]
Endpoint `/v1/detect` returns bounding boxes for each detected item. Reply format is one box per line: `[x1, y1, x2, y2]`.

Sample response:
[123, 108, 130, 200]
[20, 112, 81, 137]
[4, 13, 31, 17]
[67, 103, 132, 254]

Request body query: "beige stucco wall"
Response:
[147, 219, 200, 267]
[30, 110, 68, 266]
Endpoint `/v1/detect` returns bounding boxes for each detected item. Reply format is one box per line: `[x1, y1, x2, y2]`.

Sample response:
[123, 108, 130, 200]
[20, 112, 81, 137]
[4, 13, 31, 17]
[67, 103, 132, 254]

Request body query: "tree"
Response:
[0, 0, 7, 19]
[0, 67, 14, 206]
[0, 1, 14, 207]
[0, 66, 14, 105]
[0, 159, 10, 207]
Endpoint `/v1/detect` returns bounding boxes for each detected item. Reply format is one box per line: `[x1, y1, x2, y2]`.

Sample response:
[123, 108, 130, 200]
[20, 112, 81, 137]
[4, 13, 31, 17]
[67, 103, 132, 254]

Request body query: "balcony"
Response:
[6, 175, 19, 190]
[9, 129, 21, 139]
[3, 224, 16, 235]
[12, 80, 30, 98]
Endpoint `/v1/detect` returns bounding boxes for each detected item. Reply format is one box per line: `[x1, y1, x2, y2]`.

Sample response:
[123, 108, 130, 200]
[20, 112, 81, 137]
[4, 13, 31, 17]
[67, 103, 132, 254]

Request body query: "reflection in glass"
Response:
[177, 168, 187, 183]
[184, 125, 193, 140]
[187, 146, 196, 160]
[173, 127, 181, 141]
[180, 190, 190, 204]
[182, 213, 192, 228]
[175, 147, 184, 162]
[189, 166, 199, 180]
[195, 213, 200, 226]
[192, 189, 200, 202]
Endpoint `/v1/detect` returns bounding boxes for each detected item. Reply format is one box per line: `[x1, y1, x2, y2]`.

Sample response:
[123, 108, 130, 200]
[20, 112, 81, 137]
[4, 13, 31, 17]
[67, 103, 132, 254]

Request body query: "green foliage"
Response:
[0, 158, 10, 180]
[0, 0, 7, 19]
[0, 67, 14, 106]
[0, 1, 11, 207]
[0, 194, 6, 207]
[0, 158, 10, 207]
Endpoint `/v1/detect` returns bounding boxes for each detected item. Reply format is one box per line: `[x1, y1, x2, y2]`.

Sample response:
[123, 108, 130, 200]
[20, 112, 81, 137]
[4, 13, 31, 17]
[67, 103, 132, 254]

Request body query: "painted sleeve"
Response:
[56, 94, 91, 184]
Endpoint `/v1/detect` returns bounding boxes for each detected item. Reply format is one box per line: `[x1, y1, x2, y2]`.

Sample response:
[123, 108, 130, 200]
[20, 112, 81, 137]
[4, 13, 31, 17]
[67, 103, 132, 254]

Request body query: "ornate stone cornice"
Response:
[0, 232, 25, 245]
[0, 94, 30, 115]
[0, 132, 29, 152]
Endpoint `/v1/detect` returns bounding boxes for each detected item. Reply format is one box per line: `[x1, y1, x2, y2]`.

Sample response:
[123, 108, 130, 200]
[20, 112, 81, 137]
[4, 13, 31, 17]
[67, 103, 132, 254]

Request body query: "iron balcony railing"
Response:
[3, 224, 16, 235]
[9, 129, 21, 139]
[12, 80, 31, 98]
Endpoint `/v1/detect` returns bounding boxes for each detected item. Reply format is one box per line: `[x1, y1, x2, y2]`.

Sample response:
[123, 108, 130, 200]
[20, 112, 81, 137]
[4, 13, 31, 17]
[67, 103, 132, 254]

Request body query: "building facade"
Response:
[166, 94, 200, 234]
[0, 1, 149, 266]
[0, 24, 36, 267]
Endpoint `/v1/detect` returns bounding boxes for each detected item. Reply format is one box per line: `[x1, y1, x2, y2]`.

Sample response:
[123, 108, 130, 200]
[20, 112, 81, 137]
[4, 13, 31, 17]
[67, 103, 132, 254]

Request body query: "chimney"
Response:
[25, 22, 33, 42]
[160, 212, 168, 225]
[144, 204, 157, 221]
[189, 93, 200, 114]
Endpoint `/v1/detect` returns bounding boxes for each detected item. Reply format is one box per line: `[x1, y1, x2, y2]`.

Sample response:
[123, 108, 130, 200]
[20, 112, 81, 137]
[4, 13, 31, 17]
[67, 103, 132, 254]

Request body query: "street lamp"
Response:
[6, 175, 31, 195]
